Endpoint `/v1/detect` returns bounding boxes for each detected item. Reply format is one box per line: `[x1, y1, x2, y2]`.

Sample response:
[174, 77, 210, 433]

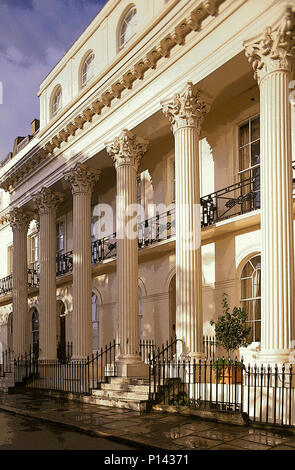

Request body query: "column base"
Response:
[257, 349, 295, 365]
[116, 355, 149, 378]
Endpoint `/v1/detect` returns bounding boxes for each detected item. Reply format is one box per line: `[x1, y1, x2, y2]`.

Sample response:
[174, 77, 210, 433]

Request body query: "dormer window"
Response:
[51, 86, 62, 118]
[81, 52, 95, 88]
[119, 6, 137, 50]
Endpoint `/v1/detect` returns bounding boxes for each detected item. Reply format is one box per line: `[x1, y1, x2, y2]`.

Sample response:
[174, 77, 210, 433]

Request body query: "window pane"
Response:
[239, 146, 250, 173]
[251, 117, 260, 142]
[241, 278, 252, 300]
[239, 123, 249, 148]
[251, 140, 260, 167]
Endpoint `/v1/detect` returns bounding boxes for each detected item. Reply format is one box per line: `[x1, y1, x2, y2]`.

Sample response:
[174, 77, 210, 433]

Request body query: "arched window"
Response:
[31, 308, 39, 359]
[92, 293, 99, 352]
[240, 254, 261, 342]
[81, 52, 95, 88]
[51, 86, 62, 118]
[118, 6, 137, 50]
[138, 287, 143, 340]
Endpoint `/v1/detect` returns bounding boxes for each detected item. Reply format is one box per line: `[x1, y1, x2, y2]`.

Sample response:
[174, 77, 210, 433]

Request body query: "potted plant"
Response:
[210, 293, 251, 384]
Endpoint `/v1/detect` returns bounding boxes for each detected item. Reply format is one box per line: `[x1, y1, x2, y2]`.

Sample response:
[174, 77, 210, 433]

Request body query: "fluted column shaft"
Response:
[162, 83, 211, 357]
[39, 208, 58, 360]
[260, 71, 294, 355]
[245, 11, 295, 362]
[9, 209, 31, 356]
[175, 125, 203, 356]
[73, 190, 92, 359]
[64, 163, 100, 359]
[116, 163, 139, 357]
[33, 188, 63, 360]
[107, 129, 149, 375]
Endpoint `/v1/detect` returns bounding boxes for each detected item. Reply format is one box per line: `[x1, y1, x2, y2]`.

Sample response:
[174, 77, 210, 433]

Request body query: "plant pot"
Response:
[216, 365, 242, 384]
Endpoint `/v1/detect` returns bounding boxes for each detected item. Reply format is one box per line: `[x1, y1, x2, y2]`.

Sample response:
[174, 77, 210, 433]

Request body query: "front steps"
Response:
[88, 377, 151, 412]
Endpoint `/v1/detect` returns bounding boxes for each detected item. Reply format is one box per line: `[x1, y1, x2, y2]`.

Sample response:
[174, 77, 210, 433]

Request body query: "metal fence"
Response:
[13, 341, 119, 394]
[0, 349, 13, 377]
[148, 357, 295, 428]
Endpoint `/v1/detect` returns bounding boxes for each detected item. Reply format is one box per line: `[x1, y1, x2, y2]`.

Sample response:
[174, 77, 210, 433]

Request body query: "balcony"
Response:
[0, 167, 293, 297]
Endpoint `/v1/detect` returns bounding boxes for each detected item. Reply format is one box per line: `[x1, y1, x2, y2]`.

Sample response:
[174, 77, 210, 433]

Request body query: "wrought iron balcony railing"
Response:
[56, 251, 73, 277]
[0, 274, 13, 295]
[201, 174, 260, 227]
[0, 165, 294, 295]
[91, 233, 117, 264]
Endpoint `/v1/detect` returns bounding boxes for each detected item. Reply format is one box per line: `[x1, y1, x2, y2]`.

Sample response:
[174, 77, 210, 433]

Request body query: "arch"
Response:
[56, 294, 70, 315]
[91, 286, 103, 306]
[138, 277, 147, 297]
[56, 300, 67, 361]
[79, 49, 95, 89]
[236, 252, 261, 344]
[29, 306, 39, 359]
[235, 249, 260, 305]
[164, 266, 176, 293]
[50, 84, 62, 119]
[117, 4, 137, 51]
[92, 291, 100, 352]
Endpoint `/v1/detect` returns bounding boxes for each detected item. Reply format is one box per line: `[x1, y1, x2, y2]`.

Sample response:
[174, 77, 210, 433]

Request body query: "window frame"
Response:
[51, 85, 62, 119]
[240, 254, 261, 343]
[238, 113, 260, 180]
[118, 5, 137, 51]
[80, 51, 95, 89]
[56, 216, 66, 256]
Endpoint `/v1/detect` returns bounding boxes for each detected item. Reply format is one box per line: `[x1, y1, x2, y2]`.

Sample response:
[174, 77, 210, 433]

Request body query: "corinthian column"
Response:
[33, 188, 63, 360]
[162, 82, 211, 358]
[64, 163, 100, 359]
[106, 129, 149, 377]
[245, 8, 295, 363]
[9, 208, 31, 356]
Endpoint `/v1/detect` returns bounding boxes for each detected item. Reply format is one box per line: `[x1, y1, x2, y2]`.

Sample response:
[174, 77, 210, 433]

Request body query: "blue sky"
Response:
[0, 0, 108, 161]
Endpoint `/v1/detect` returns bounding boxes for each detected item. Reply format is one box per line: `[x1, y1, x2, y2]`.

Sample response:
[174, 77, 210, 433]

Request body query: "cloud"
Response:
[0, 0, 108, 160]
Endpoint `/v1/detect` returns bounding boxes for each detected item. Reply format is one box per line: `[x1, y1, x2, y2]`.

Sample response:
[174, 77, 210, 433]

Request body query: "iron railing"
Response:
[138, 208, 175, 248]
[0, 349, 13, 377]
[0, 274, 13, 295]
[28, 268, 39, 288]
[243, 363, 294, 427]
[148, 357, 295, 428]
[56, 251, 73, 277]
[92, 233, 117, 264]
[13, 340, 119, 394]
[57, 341, 72, 363]
[139, 339, 156, 364]
[201, 175, 260, 227]
[203, 336, 217, 360]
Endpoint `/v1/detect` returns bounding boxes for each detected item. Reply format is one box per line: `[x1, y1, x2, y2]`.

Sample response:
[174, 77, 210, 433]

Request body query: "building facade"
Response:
[0, 0, 295, 377]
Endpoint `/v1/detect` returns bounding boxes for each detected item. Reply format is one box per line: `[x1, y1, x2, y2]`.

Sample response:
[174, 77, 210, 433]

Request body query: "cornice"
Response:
[0, 0, 225, 194]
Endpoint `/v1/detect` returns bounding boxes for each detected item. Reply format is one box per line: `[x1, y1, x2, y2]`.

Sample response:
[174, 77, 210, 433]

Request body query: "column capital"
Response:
[8, 207, 31, 232]
[106, 129, 149, 171]
[245, 7, 295, 84]
[33, 187, 64, 215]
[161, 82, 211, 134]
[64, 162, 101, 195]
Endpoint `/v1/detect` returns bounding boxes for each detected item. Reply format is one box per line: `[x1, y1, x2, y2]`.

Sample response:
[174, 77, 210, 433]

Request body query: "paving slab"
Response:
[0, 390, 294, 450]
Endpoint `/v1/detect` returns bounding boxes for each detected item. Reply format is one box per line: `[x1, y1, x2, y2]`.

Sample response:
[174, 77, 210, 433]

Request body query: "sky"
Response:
[0, 0, 108, 161]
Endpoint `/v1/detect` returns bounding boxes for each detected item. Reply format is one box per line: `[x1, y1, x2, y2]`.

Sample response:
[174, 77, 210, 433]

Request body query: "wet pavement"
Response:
[0, 390, 294, 450]
[0, 410, 135, 450]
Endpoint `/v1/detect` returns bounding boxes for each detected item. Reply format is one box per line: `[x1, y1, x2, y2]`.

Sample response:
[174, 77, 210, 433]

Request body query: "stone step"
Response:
[107, 377, 150, 386]
[91, 388, 149, 401]
[100, 382, 150, 393]
[83, 394, 150, 412]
